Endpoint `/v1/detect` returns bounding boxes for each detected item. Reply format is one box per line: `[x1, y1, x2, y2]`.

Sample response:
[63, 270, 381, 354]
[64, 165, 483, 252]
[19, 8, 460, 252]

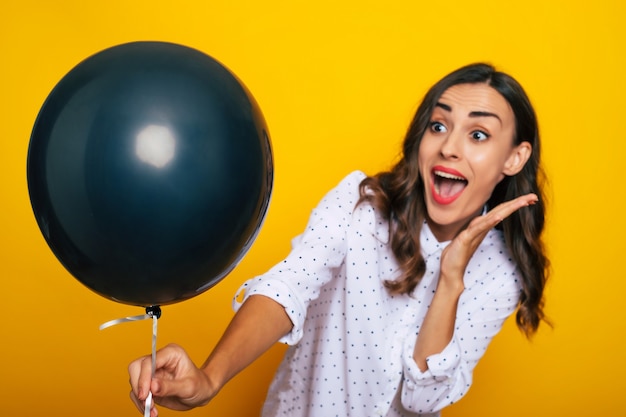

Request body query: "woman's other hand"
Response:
[439, 193, 538, 286]
[128, 343, 216, 417]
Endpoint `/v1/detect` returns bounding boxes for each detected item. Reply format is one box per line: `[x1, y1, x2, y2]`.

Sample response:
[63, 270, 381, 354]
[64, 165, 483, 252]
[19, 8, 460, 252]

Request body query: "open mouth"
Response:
[432, 168, 468, 204]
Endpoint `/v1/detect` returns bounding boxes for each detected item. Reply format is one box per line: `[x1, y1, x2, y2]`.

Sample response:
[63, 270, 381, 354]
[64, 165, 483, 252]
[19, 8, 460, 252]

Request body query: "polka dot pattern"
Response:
[233, 171, 523, 417]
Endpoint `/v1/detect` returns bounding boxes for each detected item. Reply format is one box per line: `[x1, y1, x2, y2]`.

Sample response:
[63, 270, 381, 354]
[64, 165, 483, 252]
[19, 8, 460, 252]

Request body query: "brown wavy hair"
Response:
[359, 63, 549, 336]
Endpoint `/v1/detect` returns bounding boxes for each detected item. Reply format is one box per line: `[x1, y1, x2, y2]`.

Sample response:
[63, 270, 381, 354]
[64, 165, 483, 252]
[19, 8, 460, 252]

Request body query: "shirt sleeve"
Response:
[232, 171, 366, 345]
[399, 261, 522, 413]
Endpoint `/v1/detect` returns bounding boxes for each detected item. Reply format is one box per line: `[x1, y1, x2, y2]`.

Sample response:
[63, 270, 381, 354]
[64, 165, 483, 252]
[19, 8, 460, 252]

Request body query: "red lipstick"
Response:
[431, 165, 467, 205]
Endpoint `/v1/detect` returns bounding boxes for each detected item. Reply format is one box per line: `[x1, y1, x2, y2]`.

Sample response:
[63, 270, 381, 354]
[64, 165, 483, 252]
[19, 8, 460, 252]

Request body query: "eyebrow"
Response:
[435, 102, 502, 124]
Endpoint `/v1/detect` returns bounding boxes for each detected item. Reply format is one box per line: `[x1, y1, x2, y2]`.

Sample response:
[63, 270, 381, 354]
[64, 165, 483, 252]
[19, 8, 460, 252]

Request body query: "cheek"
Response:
[417, 137, 435, 162]
[469, 148, 508, 177]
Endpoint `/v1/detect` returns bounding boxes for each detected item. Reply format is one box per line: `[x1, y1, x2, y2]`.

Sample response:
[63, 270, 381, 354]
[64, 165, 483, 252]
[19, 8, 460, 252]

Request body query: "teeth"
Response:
[434, 170, 466, 181]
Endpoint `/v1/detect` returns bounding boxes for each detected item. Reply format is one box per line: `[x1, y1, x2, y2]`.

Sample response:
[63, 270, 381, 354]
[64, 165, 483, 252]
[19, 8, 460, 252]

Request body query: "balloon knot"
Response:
[146, 305, 162, 319]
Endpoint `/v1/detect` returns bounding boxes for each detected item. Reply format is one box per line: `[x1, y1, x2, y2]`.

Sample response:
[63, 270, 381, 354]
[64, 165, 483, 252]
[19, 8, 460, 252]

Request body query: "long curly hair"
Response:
[359, 63, 549, 336]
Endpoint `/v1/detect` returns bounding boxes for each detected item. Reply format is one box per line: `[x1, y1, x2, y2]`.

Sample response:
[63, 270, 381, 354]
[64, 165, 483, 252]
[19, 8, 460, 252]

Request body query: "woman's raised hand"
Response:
[439, 193, 538, 285]
[413, 193, 538, 369]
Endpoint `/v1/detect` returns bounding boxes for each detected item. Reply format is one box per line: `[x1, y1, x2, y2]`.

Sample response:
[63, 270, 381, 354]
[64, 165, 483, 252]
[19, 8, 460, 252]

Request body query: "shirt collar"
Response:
[419, 205, 488, 255]
[420, 220, 450, 256]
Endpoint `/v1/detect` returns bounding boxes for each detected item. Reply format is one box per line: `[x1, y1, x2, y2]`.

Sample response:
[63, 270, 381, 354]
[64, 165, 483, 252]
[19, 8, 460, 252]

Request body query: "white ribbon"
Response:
[99, 313, 154, 330]
[101, 308, 160, 417]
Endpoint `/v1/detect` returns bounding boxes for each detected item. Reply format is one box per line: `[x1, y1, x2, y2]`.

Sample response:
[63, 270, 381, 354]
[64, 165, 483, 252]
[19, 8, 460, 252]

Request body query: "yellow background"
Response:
[1, 0, 624, 416]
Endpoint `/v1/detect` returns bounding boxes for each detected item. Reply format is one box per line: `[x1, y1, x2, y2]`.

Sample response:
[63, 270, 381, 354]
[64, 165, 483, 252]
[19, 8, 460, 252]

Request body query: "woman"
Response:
[129, 62, 549, 417]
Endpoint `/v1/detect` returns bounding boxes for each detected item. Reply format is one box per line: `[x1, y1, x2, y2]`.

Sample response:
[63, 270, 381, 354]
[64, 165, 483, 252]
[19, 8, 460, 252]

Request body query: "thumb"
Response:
[151, 377, 182, 398]
[151, 379, 164, 396]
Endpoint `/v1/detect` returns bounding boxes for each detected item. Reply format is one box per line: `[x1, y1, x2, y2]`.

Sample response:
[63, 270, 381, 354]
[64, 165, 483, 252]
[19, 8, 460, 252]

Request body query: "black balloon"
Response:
[27, 41, 273, 306]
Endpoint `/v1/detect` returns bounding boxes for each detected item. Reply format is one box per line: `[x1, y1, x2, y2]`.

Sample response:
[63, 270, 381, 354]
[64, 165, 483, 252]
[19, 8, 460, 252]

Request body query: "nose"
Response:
[439, 129, 462, 160]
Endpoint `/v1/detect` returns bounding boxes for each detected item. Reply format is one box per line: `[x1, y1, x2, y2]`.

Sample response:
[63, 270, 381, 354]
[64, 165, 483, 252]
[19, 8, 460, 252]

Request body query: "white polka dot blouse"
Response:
[233, 171, 522, 417]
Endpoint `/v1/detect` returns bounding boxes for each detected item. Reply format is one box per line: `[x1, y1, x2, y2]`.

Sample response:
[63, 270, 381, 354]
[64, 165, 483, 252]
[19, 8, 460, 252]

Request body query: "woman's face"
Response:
[418, 83, 531, 241]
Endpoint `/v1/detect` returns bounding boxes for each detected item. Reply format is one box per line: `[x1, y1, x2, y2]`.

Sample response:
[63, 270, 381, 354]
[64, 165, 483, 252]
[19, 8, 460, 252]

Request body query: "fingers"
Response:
[129, 354, 155, 401]
[128, 353, 159, 416]
[467, 193, 537, 239]
[440, 194, 537, 282]
[129, 389, 143, 414]
[129, 389, 158, 417]
[128, 344, 191, 415]
[487, 193, 538, 223]
[131, 344, 184, 396]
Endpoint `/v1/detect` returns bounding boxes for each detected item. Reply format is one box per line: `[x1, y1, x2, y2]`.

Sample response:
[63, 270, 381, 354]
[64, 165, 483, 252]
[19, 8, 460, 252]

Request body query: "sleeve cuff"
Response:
[403, 335, 462, 386]
[232, 277, 307, 345]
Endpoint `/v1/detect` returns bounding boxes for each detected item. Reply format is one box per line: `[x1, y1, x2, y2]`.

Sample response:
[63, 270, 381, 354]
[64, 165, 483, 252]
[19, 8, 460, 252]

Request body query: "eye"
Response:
[471, 130, 490, 141]
[430, 121, 447, 133]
